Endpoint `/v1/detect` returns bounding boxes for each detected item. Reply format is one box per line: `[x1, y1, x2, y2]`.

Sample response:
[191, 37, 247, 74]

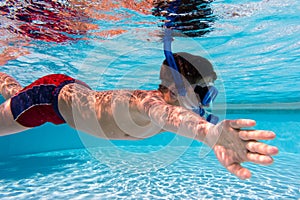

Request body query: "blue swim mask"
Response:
[191, 81, 219, 124]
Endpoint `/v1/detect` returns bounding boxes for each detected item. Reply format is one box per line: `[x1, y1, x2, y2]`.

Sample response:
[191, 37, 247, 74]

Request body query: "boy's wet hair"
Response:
[160, 52, 217, 85]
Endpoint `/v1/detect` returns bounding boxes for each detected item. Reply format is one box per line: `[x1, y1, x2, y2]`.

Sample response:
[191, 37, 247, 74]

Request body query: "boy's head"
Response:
[159, 52, 217, 90]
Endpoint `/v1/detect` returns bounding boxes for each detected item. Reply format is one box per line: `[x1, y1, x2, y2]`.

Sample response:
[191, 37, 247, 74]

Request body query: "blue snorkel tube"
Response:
[163, 29, 186, 96]
[162, 1, 219, 124]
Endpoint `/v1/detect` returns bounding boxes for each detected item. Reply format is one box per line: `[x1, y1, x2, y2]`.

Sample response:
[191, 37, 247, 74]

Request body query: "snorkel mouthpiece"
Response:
[192, 106, 219, 125]
[206, 113, 219, 125]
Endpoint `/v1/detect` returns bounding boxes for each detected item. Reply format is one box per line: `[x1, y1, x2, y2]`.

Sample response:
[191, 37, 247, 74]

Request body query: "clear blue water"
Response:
[0, 0, 299, 199]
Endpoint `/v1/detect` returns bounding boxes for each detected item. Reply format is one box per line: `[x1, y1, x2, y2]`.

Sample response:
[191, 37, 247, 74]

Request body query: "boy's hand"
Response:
[206, 119, 279, 179]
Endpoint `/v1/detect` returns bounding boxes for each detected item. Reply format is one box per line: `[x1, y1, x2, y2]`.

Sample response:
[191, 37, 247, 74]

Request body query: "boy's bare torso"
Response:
[58, 83, 184, 140]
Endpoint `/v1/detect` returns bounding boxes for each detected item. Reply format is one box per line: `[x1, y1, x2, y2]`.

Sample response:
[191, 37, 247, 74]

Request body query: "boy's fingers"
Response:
[239, 130, 276, 140]
[246, 141, 279, 155]
[246, 153, 274, 165]
[229, 119, 256, 129]
[227, 163, 251, 180]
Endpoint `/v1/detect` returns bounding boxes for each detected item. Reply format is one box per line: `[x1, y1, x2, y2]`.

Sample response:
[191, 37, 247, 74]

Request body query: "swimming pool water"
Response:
[0, 0, 299, 199]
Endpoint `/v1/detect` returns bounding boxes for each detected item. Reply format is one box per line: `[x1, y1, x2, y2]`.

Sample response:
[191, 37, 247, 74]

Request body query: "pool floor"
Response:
[0, 146, 299, 199]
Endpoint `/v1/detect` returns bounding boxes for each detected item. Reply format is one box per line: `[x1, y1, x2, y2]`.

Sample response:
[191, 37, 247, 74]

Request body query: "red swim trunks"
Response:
[10, 74, 90, 127]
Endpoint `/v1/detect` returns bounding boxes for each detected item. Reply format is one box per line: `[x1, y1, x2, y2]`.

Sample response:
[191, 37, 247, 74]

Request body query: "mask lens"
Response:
[194, 85, 218, 106]
[194, 85, 208, 103]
